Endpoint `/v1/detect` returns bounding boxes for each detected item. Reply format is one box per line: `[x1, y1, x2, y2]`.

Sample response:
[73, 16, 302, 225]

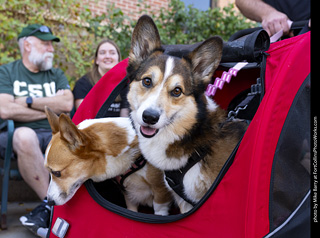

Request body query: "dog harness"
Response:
[114, 156, 147, 191]
[164, 147, 208, 206]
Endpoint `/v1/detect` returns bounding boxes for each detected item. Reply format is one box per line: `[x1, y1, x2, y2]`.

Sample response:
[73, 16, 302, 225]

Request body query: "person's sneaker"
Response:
[20, 200, 51, 237]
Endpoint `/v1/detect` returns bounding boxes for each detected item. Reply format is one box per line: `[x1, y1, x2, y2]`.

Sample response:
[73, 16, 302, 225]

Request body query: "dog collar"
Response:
[164, 147, 208, 206]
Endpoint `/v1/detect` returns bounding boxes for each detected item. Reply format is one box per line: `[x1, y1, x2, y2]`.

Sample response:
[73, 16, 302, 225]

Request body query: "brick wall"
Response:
[84, 0, 169, 20]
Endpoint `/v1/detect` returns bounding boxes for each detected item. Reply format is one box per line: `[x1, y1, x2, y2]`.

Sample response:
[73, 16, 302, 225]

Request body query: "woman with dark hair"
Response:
[73, 39, 129, 117]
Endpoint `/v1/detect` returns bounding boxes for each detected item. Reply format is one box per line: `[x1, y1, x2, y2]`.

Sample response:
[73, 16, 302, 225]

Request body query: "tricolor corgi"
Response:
[44, 107, 171, 215]
[127, 15, 247, 213]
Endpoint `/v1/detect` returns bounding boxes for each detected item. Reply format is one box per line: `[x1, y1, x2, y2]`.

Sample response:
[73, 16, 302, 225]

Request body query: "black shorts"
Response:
[0, 128, 52, 159]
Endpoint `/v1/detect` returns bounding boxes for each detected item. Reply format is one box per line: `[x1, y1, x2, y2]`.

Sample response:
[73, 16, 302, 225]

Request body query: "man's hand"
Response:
[56, 89, 65, 96]
[261, 10, 290, 36]
[235, 0, 293, 37]
[14, 96, 28, 108]
[31, 89, 73, 114]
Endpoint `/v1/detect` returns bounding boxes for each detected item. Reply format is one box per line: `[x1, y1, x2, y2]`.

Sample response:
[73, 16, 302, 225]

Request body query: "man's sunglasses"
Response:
[26, 26, 52, 37]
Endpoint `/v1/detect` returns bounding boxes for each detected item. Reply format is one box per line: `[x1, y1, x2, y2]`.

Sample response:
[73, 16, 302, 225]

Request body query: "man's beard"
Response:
[28, 47, 54, 71]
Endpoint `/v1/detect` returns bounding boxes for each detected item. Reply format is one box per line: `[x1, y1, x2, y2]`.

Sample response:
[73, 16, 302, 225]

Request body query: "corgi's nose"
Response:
[47, 199, 56, 206]
[143, 109, 160, 125]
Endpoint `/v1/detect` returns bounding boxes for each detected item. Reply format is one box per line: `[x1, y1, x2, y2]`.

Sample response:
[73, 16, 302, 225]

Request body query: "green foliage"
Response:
[86, 3, 133, 61]
[0, 0, 257, 88]
[150, 0, 257, 44]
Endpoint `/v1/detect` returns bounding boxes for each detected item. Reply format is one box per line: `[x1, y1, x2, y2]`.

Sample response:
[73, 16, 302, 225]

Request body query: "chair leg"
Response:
[0, 214, 7, 230]
[1, 120, 14, 230]
[1, 157, 11, 229]
[1, 149, 12, 230]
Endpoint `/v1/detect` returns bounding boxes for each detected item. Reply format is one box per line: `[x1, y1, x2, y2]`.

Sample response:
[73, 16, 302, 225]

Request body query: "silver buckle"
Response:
[52, 217, 70, 238]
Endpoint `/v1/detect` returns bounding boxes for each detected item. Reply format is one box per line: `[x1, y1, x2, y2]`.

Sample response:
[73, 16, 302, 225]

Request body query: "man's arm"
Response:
[0, 93, 46, 121]
[14, 89, 74, 115]
[235, 0, 290, 36]
[0, 89, 73, 121]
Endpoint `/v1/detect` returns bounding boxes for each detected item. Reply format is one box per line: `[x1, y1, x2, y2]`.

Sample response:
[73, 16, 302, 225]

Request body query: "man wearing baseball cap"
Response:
[0, 24, 73, 236]
[18, 24, 61, 42]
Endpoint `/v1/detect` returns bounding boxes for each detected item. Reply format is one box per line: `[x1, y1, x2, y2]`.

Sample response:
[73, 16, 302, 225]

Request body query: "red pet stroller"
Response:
[48, 27, 311, 238]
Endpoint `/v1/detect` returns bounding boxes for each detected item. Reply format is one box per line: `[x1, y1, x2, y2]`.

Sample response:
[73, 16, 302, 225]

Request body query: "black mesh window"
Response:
[269, 76, 310, 230]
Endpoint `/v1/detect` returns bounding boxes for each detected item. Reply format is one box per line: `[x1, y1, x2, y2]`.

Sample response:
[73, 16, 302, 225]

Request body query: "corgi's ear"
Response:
[129, 15, 162, 67]
[59, 114, 85, 151]
[45, 106, 59, 134]
[188, 36, 223, 85]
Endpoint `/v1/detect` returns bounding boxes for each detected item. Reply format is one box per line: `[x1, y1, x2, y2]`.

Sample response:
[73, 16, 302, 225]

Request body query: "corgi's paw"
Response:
[153, 201, 170, 216]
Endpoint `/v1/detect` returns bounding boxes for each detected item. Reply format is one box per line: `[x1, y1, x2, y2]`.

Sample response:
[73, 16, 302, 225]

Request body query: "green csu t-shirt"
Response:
[0, 59, 70, 129]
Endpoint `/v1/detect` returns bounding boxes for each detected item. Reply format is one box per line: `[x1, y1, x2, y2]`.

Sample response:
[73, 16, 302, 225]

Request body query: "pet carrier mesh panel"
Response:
[48, 32, 310, 238]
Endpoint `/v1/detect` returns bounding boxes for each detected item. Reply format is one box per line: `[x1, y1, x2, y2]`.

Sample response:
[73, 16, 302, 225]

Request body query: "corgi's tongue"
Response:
[140, 126, 158, 138]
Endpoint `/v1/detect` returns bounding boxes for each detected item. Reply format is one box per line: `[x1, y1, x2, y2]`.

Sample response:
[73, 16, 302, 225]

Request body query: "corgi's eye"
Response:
[52, 171, 61, 178]
[142, 77, 152, 88]
[171, 87, 182, 97]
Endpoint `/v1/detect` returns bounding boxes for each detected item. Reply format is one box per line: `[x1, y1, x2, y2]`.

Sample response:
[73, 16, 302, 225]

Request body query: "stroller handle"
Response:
[228, 20, 309, 42]
[162, 29, 269, 63]
[162, 20, 308, 63]
[290, 20, 310, 30]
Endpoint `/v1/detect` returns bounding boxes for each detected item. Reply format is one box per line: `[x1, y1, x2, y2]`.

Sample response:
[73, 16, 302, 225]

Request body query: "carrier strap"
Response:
[206, 62, 248, 97]
[114, 156, 147, 191]
[164, 147, 208, 206]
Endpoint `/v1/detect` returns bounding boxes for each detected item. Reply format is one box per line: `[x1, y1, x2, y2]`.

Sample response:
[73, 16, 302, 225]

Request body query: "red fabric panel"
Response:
[214, 32, 310, 237]
[265, 32, 310, 93]
[49, 32, 310, 238]
[244, 31, 310, 237]
[50, 185, 233, 238]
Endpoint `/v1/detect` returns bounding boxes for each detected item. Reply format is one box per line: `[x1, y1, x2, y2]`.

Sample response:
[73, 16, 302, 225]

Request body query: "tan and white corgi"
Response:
[127, 15, 247, 213]
[44, 107, 171, 215]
